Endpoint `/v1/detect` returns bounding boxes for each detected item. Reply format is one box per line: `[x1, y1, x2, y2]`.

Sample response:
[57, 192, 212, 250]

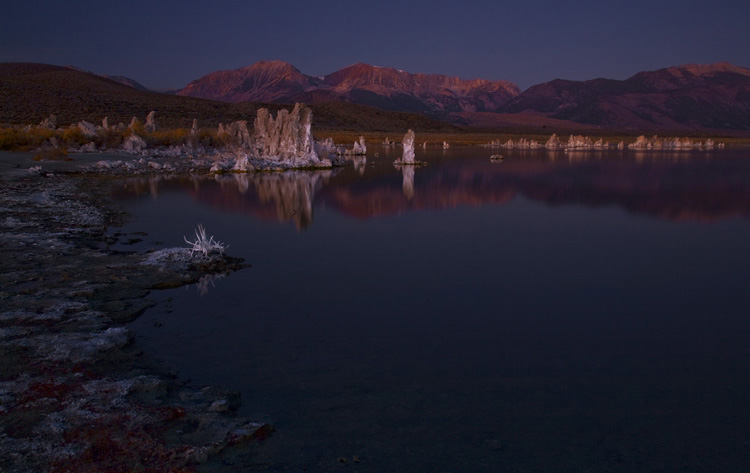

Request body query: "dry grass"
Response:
[3, 64, 749, 149]
[4, 124, 748, 153]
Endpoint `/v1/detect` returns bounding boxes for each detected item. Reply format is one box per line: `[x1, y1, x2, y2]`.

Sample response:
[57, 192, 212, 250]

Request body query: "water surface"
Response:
[118, 147, 750, 472]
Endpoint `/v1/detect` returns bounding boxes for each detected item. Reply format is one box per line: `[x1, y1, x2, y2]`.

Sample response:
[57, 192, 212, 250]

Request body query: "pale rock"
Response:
[628, 135, 649, 150]
[123, 134, 147, 153]
[39, 114, 57, 129]
[145, 111, 157, 133]
[77, 121, 98, 138]
[545, 134, 562, 150]
[191, 119, 198, 136]
[225, 121, 252, 148]
[351, 136, 367, 155]
[251, 103, 329, 167]
[395, 129, 416, 164]
[499, 138, 541, 149]
[443, 141, 450, 149]
[314, 137, 339, 157]
[233, 153, 253, 172]
[81, 142, 96, 152]
[483, 139, 503, 148]
[128, 117, 139, 130]
[566, 135, 593, 149]
[102, 117, 109, 129]
[94, 160, 113, 169]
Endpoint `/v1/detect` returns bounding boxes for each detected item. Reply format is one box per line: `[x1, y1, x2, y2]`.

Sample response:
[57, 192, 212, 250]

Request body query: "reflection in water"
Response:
[229, 173, 250, 194]
[115, 170, 334, 230]
[113, 150, 750, 227]
[352, 155, 367, 176]
[250, 171, 331, 229]
[119, 148, 750, 472]
[194, 272, 225, 296]
[401, 165, 415, 199]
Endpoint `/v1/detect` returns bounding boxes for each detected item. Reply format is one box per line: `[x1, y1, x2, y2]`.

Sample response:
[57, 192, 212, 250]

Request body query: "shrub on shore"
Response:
[0, 127, 57, 151]
[146, 128, 190, 147]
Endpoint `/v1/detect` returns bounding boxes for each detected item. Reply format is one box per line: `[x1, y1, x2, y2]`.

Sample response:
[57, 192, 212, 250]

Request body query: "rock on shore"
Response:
[0, 171, 268, 472]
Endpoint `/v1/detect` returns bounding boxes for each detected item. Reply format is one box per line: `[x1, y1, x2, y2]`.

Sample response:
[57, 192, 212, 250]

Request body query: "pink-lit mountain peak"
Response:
[321, 62, 520, 96]
[177, 60, 521, 115]
[177, 60, 318, 103]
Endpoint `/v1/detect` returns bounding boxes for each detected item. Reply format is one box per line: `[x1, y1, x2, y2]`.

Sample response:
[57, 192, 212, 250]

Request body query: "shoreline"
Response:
[0, 169, 269, 472]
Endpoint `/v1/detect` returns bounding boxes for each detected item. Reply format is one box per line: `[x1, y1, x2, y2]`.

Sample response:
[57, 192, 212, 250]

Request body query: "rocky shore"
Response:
[0, 167, 270, 471]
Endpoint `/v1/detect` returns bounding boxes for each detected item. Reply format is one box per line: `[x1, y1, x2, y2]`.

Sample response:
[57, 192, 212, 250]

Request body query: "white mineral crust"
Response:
[252, 103, 329, 167]
[397, 129, 416, 164]
[352, 136, 366, 155]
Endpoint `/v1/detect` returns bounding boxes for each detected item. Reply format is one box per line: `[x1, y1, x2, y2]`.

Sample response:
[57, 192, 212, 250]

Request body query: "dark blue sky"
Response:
[2, 0, 748, 91]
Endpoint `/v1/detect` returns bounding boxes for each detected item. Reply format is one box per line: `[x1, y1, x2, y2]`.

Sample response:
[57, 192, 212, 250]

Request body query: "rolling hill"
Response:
[500, 62, 750, 130]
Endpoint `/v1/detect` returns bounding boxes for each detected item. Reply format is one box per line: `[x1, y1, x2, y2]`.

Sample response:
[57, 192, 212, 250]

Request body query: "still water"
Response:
[117, 146, 750, 472]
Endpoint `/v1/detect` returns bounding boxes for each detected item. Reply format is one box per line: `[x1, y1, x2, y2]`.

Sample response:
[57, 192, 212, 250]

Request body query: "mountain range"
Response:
[176, 61, 521, 118]
[0, 63, 456, 132]
[176, 60, 750, 131]
[2, 60, 750, 131]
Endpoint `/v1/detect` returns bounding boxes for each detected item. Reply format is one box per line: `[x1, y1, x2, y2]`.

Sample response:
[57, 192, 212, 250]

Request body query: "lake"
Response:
[116, 146, 750, 472]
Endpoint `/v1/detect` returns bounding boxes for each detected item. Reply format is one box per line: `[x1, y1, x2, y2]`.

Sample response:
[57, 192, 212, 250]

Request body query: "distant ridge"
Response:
[500, 62, 750, 130]
[0, 62, 457, 132]
[177, 60, 319, 103]
[177, 61, 520, 119]
[65, 65, 150, 91]
[177, 60, 750, 130]
[3, 61, 750, 131]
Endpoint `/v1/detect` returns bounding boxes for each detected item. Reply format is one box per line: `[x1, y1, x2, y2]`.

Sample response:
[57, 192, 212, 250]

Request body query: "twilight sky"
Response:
[2, 0, 748, 91]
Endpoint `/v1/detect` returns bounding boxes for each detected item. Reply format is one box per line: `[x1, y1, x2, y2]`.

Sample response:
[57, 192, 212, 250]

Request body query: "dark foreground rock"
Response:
[0, 171, 270, 472]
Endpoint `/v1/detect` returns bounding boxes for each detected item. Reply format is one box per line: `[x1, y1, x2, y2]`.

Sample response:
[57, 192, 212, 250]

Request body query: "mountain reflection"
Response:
[113, 151, 750, 225]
